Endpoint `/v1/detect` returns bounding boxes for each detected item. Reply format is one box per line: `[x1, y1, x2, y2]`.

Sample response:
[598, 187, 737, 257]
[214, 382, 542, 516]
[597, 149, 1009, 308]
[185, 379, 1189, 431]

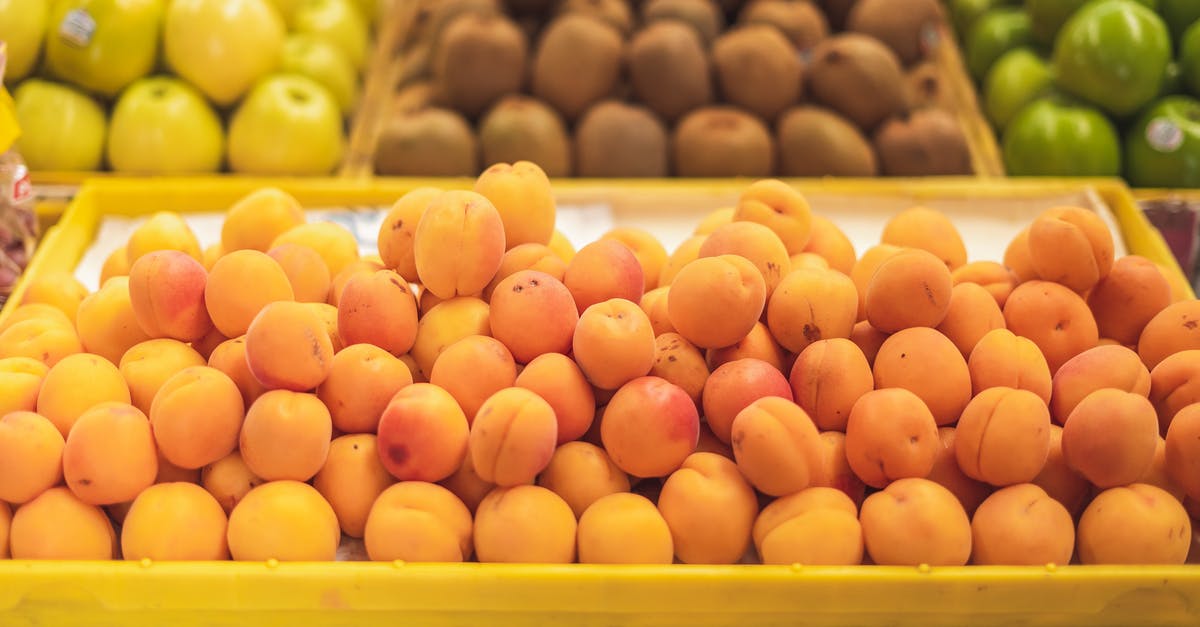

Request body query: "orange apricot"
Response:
[0, 411, 64, 504]
[489, 270, 578, 364]
[880, 206, 967, 270]
[732, 179, 812, 253]
[563, 238, 645, 314]
[75, 276, 150, 364]
[376, 383, 470, 482]
[9, 486, 115, 559]
[377, 187, 441, 282]
[201, 450, 264, 515]
[573, 298, 655, 390]
[364, 481, 474, 562]
[658, 452, 759, 564]
[1003, 280, 1099, 373]
[483, 243, 567, 300]
[1151, 350, 1200, 434]
[313, 434, 396, 538]
[577, 492, 674, 564]
[474, 484, 577, 563]
[668, 255, 765, 349]
[860, 477, 972, 566]
[317, 343, 413, 434]
[1031, 424, 1090, 516]
[121, 482, 229, 561]
[204, 250, 294, 338]
[226, 480, 340, 561]
[1138, 300, 1200, 370]
[936, 282, 1006, 357]
[221, 187, 305, 253]
[603, 227, 669, 293]
[702, 357, 793, 444]
[244, 301, 334, 391]
[1027, 206, 1114, 293]
[865, 248, 953, 333]
[952, 260, 1015, 308]
[967, 328, 1052, 403]
[1077, 483, 1191, 565]
[0, 316, 83, 367]
[267, 242, 333, 303]
[926, 427, 991, 516]
[970, 483, 1075, 566]
[698, 221, 791, 298]
[1061, 388, 1158, 489]
[766, 266, 858, 354]
[414, 190, 506, 299]
[752, 486, 863, 566]
[538, 441, 631, 517]
[1165, 404, 1200, 502]
[844, 388, 939, 488]
[649, 332, 709, 407]
[873, 327, 971, 426]
[337, 269, 419, 356]
[410, 296, 491, 379]
[954, 387, 1051, 486]
[469, 387, 558, 486]
[1087, 255, 1173, 345]
[658, 234, 706, 287]
[474, 161, 556, 248]
[1049, 345, 1151, 425]
[790, 338, 874, 432]
[127, 250, 213, 342]
[207, 336, 267, 409]
[730, 396, 823, 496]
[239, 390, 332, 481]
[150, 365, 244, 469]
[430, 335, 518, 420]
[271, 221, 361, 279]
[62, 402, 157, 505]
[37, 352, 131, 437]
[802, 214, 856, 275]
[706, 321, 787, 373]
[515, 352, 596, 444]
[601, 376, 700, 478]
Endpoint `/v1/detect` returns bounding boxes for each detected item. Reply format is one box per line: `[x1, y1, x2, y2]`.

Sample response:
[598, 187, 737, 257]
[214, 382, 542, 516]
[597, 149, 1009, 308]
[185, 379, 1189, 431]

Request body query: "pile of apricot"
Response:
[1, 161, 1198, 567]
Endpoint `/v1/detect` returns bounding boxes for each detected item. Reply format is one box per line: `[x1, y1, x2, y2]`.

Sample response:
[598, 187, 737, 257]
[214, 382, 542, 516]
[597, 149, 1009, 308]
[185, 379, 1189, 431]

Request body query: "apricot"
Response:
[317, 344, 412, 434]
[802, 214, 856, 275]
[364, 481, 474, 562]
[515, 352, 596, 444]
[244, 301, 334, 391]
[207, 337, 267, 409]
[1165, 404, 1200, 502]
[955, 387, 1051, 486]
[926, 427, 991, 516]
[699, 221, 791, 299]
[971, 483, 1075, 566]
[474, 484, 577, 563]
[266, 243, 332, 304]
[190, 325, 228, 360]
[1004, 280, 1099, 373]
[204, 250, 294, 338]
[1087, 255, 1172, 345]
[121, 482, 229, 561]
[227, 480, 340, 561]
[707, 321, 787, 373]
[0, 316, 83, 367]
[413, 190, 506, 300]
[201, 450, 264, 515]
[1027, 206, 1114, 293]
[0, 357, 48, 416]
[1138, 300, 1200, 370]
[101, 247, 130, 284]
[221, 187, 306, 253]
[696, 422, 735, 460]
[732, 179, 812, 253]
[474, 161, 555, 247]
[9, 486, 115, 559]
[490, 270, 578, 364]
[271, 221, 361, 279]
[337, 269, 419, 356]
[731, 396, 823, 496]
[603, 227, 669, 293]
[844, 388, 939, 488]
[658, 234, 706, 286]
[812, 431, 867, 505]
[1140, 435, 1186, 502]
[752, 486, 863, 566]
[439, 452, 494, 514]
[328, 258, 387, 308]
[873, 327, 971, 426]
[658, 452, 759, 564]
[484, 243, 567, 300]
[126, 211, 202, 264]
[602, 376, 700, 478]
[767, 267, 858, 354]
[377, 383, 470, 482]
[538, 441, 631, 517]
[638, 286, 673, 336]
[239, 390, 331, 481]
[937, 283, 1006, 358]
[62, 402, 157, 505]
[429, 335, 518, 421]
[1003, 226, 1037, 284]
[866, 248, 953, 333]
[790, 338, 873, 432]
[849, 320, 889, 366]
[377, 187, 441, 281]
[668, 255, 765, 349]
[0, 502, 7, 558]
[0, 303, 72, 334]
[469, 387, 558, 486]
[563, 239, 644, 314]
[37, 352, 130, 437]
[1061, 388, 1158, 489]
[74, 276, 149, 364]
[967, 328, 1052, 403]
[576, 492, 673, 564]
[19, 271, 89, 323]
[1077, 483, 1191, 565]
[311, 434, 395, 538]
[116, 338, 206, 415]
[1031, 424, 1090, 516]
[860, 477, 971, 566]
[952, 260, 1016, 308]
[150, 366, 244, 469]
[649, 332, 709, 407]
[850, 244, 903, 321]
[573, 298, 655, 390]
[411, 296, 490, 378]
[694, 207, 734, 235]
[1151, 350, 1200, 433]
[880, 206, 968, 270]
[127, 250, 213, 342]
[703, 358, 793, 444]
[1049, 345, 1151, 425]
[0, 411, 64, 504]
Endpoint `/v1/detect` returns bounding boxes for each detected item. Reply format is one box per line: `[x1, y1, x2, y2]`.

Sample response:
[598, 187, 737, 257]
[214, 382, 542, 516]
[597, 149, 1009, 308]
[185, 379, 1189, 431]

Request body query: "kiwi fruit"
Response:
[806, 34, 906, 131]
[629, 21, 714, 122]
[412, 0, 501, 49]
[776, 105, 878, 176]
[873, 108, 971, 176]
[532, 14, 624, 122]
[375, 106, 479, 176]
[711, 25, 802, 122]
[905, 60, 952, 110]
[479, 95, 573, 176]
[846, 0, 944, 66]
[575, 100, 670, 177]
[671, 106, 775, 177]
[557, 0, 636, 35]
[641, 0, 725, 46]
[432, 12, 529, 118]
[739, 0, 829, 51]
[818, 0, 858, 31]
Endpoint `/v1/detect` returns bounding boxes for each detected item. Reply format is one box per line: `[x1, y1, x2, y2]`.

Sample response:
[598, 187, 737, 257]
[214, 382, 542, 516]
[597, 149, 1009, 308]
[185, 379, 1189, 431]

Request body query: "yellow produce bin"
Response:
[1, 176, 1197, 627]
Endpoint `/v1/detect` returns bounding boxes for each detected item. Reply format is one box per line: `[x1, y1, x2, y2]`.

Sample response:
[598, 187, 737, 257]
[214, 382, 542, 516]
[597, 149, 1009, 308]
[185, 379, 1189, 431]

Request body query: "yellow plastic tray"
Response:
[1, 176, 1197, 626]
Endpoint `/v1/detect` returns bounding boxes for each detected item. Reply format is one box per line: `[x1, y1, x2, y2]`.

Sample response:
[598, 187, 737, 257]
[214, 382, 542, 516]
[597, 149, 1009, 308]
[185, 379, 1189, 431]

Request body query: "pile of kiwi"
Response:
[375, 0, 973, 177]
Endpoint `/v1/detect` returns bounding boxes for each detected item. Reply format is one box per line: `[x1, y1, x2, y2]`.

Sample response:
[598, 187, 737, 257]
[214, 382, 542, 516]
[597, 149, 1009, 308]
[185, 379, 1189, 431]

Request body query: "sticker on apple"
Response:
[1146, 118, 1184, 153]
[58, 9, 96, 49]
[920, 23, 941, 56]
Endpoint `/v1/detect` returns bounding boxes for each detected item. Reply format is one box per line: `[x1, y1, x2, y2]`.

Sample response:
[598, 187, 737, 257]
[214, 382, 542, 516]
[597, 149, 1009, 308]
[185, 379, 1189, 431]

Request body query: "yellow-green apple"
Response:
[163, 0, 285, 107]
[1002, 96, 1121, 176]
[227, 74, 345, 175]
[43, 0, 163, 98]
[106, 76, 224, 174]
[0, 0, 50, 82]
[13, 79, 106, 171]
[291, 0, 370, 71]
[280, 34, 358, 114]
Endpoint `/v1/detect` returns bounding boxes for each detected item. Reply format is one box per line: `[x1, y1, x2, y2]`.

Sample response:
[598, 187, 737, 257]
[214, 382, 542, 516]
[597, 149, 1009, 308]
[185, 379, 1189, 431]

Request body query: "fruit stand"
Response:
[2, 1, 1200, 626]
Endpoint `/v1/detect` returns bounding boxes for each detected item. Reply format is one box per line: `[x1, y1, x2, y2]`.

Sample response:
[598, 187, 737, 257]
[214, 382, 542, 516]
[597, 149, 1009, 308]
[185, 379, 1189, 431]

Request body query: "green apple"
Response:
[164, 0, 286, 107]
[1002, 96, 1122, 176]
[43, 0, 163, 98]
[281, 34, 358, 115]
[985, 48, 1054, 131]
[106, 76, 224, 174]
[966, 7, 1034, 81]
[13, 79, 106, 171]
[1182, 21, 1200, 97]
[1053, 0, 1171, 117]
[1160, 0, 1200, 45]
[292, 0, 370, 71]
[1161, 61, 1184, 97]
[0, 0, 50, 82]
[951, 0, 1018, 39]
[228, 74, 345, 175]
[1125, 95, 1200, 187]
